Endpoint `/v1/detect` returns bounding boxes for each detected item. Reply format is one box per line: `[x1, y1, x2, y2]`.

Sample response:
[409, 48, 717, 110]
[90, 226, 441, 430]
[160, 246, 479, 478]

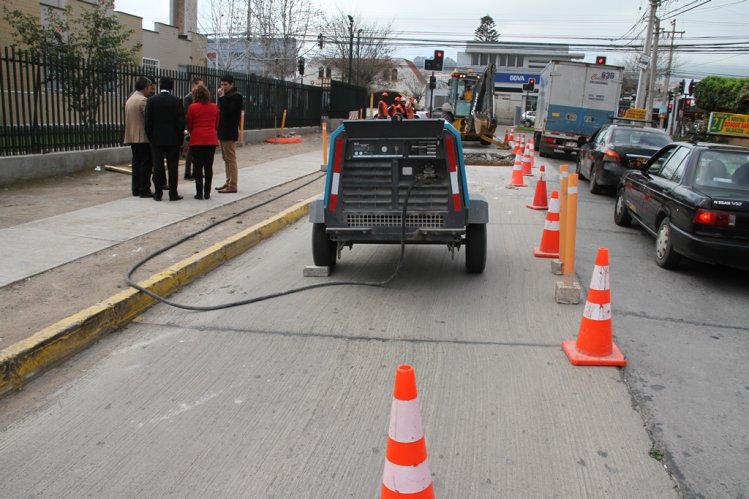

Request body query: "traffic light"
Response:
[688, 80, 696, 95]
[317, 34, 324, 49]
[429, 75, 436, 90]
[298, 57, 305, 76]
[667, 103, 673, 113]
[424, 59, 435, 71]
[433, 50, 444, 71]
[678, 80, 685, 93]
[685, 98, 692, 107]
[595, 55, 607, 65]
[528, 78, 535, 91]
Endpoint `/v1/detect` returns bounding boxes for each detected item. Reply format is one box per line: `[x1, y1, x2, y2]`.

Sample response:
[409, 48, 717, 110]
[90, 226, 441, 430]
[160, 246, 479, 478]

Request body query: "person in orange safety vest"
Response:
[376, 92, 389, 119]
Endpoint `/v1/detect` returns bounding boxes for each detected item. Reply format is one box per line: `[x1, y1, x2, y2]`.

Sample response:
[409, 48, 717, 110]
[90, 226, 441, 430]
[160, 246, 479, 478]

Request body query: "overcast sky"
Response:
[113, 0, 749, 78]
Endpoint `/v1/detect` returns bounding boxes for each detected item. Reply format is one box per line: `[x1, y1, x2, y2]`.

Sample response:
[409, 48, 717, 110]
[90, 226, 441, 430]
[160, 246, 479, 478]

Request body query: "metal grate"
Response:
[346, 214, 444, 228]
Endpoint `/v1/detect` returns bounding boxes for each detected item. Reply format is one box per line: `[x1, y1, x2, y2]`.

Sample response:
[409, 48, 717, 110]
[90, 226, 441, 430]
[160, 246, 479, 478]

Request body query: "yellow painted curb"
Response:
[0, 195, 318, 398]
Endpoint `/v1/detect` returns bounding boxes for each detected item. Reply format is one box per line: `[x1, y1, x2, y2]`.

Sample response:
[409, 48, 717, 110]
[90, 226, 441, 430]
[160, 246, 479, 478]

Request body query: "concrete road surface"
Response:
[0, 165, 677, 498]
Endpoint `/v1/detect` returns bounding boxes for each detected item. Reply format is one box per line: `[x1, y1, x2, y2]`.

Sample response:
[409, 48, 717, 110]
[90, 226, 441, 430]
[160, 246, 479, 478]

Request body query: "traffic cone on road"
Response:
[522, 143, 533, 176]
[381, 365, 434, 499]
[511, 152, 528, 187]
[527, 165, 549, 210]
[533, 191, 560, 257]
[562, 247, 627, 366]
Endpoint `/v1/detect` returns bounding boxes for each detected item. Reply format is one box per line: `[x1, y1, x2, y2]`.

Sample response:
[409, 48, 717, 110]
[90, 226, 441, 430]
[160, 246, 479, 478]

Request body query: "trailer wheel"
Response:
[312, 223, 336, 268]
[534, 132, 542, 151]
[465, 224, 487, 274]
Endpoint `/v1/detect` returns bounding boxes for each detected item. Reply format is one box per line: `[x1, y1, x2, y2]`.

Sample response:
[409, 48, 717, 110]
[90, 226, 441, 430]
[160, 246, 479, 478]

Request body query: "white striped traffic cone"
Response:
[381, 365, 434, 499]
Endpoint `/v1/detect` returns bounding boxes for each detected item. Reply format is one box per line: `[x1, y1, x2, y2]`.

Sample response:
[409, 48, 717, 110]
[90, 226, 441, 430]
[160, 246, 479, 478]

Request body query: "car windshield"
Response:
[612, 128, 671, 148]
[694, 150, 749, 191]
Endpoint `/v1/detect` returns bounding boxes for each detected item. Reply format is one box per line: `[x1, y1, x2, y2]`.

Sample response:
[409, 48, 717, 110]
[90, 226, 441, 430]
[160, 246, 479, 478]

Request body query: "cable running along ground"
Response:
[125, 177, 422, 311]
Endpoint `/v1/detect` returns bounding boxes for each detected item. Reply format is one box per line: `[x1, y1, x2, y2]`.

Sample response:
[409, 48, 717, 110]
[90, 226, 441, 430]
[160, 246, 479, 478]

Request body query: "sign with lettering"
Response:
[623, 108, 647, 120]
[708, 112, 749, 137]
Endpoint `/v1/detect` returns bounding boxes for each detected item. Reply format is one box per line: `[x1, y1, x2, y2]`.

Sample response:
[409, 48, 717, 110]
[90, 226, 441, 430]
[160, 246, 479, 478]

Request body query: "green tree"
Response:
[474, 15, 499, 42]
[2, 0, 140, 129]
[694, 76, 749, 115]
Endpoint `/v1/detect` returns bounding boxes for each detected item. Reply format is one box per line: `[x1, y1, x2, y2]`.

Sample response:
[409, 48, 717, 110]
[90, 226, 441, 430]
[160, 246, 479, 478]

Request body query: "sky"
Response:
[113, 0, 749, 78]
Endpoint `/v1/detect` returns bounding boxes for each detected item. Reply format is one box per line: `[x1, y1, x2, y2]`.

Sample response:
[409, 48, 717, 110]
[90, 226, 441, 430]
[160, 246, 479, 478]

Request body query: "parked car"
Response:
[614, 141, 749, 270]
[577, 123, 672, 194]
[522, 110, 535, 126]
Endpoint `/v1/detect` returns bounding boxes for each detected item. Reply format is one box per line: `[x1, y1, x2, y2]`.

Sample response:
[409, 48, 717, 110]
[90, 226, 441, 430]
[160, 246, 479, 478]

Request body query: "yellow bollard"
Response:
[556, 165, 569, 275]
[564, 174, 579, 287]
[554, 172, 581, 304]
[321, 122, 328, 168]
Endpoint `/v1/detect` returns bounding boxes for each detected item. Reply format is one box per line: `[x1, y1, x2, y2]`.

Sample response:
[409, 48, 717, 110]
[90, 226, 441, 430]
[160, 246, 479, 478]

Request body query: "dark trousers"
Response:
[151, 145, 180, 199]
[130, 143, 152, 195]
[183, 142, 193, 176]
[191, 145, 216, 197]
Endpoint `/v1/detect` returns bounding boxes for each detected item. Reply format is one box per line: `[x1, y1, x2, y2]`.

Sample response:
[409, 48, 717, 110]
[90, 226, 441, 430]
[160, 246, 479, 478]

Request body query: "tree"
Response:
[2, 0, 140, 129]
[474, 15, 499, 42]
[320, 11, 396, 88]
[693, 76, 749, 114]
[202, 0, 251, 72]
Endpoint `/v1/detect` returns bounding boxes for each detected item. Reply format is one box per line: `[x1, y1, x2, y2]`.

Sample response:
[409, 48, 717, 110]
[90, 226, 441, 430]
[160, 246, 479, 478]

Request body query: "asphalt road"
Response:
[0, 163, 678, 498]
[541, 153, 749, 499]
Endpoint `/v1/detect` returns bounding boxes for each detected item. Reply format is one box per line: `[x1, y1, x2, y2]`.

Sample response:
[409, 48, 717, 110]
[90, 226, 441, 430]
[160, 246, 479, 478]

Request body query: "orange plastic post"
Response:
[558, 165, 569, 271]
[564, 174, 579, 287]
[322, 122, 328, 165]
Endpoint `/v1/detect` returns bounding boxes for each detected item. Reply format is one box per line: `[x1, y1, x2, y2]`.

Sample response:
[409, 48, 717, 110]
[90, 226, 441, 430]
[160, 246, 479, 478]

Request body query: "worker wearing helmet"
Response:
[405, 96, 416, 119]
[376, 92, 389, 119]
[389, 96, 406, 118]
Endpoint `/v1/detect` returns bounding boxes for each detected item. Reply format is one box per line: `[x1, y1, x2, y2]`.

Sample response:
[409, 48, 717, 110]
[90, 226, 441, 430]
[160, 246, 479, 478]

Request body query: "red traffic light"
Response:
[595, 56, 607, 65]
[528, 78, 535, 85]
[435, 50, 444, 58]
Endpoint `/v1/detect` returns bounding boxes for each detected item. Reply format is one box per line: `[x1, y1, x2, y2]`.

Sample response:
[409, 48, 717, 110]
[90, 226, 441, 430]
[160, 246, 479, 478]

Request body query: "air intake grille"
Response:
[341, 161, 393, 210]
[346, 214, 444, 228]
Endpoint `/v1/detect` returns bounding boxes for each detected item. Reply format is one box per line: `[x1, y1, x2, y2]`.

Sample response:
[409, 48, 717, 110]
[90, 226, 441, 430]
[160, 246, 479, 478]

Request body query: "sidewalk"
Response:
[0, 149, 323, 287]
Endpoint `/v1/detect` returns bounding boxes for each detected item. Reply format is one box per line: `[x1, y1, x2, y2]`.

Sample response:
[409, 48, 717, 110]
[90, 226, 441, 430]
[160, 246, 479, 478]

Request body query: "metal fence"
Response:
[0, 46, 366, 157]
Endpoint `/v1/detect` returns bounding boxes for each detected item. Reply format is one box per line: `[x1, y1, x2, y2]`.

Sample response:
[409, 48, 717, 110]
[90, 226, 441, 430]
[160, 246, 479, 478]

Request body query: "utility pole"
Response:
[347, 15, 354, 85]
[635, 0, 658, 109]
[645, 18, 660, 123]
[664, 20, 685, 135]
[356, 28, 362, 86]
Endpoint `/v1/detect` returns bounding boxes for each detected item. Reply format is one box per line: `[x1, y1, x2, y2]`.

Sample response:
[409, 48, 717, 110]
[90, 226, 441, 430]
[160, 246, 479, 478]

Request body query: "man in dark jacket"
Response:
[145, 76, 185, 201]
[215, 74, 244, 193]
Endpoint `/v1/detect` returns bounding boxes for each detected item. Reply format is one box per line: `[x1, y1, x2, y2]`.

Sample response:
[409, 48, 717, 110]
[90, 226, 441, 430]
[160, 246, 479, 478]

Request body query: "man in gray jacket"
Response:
[123, 77, 152, 197]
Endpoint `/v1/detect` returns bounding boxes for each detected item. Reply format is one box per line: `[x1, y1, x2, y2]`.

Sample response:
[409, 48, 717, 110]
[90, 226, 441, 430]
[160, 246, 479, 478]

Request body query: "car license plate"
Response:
[564, 141, 577, 148]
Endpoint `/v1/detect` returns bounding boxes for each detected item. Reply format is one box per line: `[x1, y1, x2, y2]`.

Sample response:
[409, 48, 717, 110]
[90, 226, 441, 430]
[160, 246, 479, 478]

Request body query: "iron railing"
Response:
[0, 47, 365, 156]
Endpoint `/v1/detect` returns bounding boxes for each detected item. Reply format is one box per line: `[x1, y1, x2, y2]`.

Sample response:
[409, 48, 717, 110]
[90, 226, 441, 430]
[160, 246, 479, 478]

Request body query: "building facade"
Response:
[457, 41, 584, 123]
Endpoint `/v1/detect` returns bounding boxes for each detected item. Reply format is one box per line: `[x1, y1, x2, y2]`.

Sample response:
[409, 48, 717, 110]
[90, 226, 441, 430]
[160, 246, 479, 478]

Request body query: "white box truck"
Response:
[534, 60, 623, 157]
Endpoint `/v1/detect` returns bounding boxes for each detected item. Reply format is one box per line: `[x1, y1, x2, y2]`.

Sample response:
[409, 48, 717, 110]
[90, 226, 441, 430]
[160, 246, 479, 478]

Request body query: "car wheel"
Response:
[614, 189, 632, 227]
[312, 223, 336, 268]
[655, 218, 681, 269]
[465, 224, 487, 274]
[576, 155, 586, 179]
[589, 167, 603, 194]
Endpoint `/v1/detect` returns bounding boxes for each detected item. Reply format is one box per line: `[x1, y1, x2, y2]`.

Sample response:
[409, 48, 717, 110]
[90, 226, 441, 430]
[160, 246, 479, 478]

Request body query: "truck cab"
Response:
[310, 119, 489, 273]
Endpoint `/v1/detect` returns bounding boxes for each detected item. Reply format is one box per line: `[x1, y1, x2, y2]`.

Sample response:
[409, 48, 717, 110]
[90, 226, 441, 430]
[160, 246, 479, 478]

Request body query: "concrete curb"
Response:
[0, 195, 317, 398]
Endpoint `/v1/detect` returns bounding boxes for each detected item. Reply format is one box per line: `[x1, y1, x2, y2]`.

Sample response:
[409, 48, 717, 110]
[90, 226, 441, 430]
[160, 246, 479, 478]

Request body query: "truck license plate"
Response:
[564, 141, 577, 148]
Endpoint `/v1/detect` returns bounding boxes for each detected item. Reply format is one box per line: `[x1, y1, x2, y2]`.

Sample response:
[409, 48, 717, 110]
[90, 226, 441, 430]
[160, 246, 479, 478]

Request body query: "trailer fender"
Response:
[467, 193, 489, 224]
[309, 197, 325, 223]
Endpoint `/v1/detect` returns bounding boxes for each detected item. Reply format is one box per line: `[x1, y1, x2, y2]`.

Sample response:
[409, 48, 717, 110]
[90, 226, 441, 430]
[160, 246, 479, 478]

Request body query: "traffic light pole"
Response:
[429, 71, 435, 118]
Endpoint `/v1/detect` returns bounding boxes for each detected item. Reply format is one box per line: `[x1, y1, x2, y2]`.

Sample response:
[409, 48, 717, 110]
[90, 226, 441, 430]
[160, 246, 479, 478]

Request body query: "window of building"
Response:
[318, 67, 324, 79]
[472, 53, 479, 65]
[499, 54, 507, 67]
[391, 68, 397, 81]
[142, 58, 159, 72]
[506, 54, 515, 67]
[480, 53, 488, 65]
[326, 67, 331, 78]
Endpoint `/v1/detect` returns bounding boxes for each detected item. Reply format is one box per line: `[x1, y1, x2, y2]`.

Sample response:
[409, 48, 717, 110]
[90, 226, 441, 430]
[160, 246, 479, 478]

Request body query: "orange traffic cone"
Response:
[381, 365, 434, 499]
[527, 165, 549, 210]
[562, 247, 627, 366]
[522, 143, 533, 176]
[533, 190, 559, 257]
[511, 152, 528, 187]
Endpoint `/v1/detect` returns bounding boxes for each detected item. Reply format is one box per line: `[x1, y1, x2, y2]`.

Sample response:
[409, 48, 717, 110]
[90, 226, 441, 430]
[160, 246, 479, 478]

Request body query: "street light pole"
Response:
[635, 0, 658, 109]
[347, 15, 354, 85]
[356, 28, 362, 86]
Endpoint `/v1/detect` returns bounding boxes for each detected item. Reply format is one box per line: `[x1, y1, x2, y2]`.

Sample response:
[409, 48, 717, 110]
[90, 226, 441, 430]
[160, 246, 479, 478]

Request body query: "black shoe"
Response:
[153, 193, 162, 201]
[139, 191, 154, 198]
[204, 193, 210, 200]
[194, 194, 203, 200]
[170, 195, 183, 201]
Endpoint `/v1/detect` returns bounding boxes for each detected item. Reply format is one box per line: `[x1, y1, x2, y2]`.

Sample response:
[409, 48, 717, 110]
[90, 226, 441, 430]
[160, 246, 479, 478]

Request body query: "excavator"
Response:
[440, 64, 498, 145]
